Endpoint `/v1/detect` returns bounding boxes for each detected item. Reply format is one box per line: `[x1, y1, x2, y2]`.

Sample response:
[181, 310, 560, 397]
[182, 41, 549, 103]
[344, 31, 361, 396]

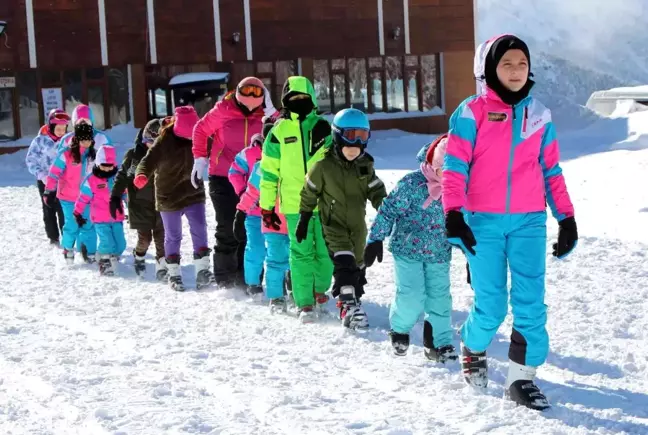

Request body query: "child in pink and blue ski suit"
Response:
[442, 34, 577, 408]
[367, 135, 455, 362]
[44, 105, 111, 263]
[74, 145, 126, 275]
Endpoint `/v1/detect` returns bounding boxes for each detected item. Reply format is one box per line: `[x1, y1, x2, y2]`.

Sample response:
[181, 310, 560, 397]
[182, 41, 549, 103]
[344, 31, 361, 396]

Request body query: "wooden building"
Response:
[0, 0, 476, 141]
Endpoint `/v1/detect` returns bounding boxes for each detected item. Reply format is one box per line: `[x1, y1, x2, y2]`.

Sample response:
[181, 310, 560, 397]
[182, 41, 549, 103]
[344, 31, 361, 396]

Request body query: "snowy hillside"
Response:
[1, 113, 648, 433]
[478, 0, 648, 130]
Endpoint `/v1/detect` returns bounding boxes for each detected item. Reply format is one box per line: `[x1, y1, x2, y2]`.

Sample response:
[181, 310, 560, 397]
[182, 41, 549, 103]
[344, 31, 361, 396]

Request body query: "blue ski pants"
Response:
[390, 255, 453, 347]
[244, 215, 265, 286]
[264, 233, 290, 299]
[461, 211, 548, 367]
[60, 200, 97, 254]
[95, 222, 127, 256]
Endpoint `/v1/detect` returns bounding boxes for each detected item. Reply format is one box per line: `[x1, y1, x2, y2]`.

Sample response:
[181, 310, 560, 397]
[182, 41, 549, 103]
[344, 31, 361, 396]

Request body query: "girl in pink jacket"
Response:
[74, 145, 126, 276]
[44, 105, 110, 265]
[442, 34, 577, 410]
[191, 77, 279, 287]
[230, 126, 290, 313]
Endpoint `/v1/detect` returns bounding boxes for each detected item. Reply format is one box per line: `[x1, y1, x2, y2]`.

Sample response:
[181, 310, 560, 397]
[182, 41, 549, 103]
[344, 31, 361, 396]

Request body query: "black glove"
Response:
[445, 210, 477, 256]
[295, 211, 313, 243]
[74, 212, 87, 228]
[233, 210, 247, 242]
[42, 190, 57, 208]
[364, 240, 383, 268]
[311, 119, 331, 150]
[261, 208, 282, 231]
[109, 196, 123, 220]
[553, 216, 578, 258]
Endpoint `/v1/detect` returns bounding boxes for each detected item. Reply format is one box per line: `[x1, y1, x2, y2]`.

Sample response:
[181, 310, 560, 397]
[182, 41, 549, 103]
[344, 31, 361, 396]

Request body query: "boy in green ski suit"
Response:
[259, 76, 334, 322]
[298, 108, 386, 329]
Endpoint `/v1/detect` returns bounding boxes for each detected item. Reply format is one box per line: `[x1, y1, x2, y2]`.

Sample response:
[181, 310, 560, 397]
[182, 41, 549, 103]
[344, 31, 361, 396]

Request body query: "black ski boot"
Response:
[80, 244, 96, 264]
[246, 285, 264, 299]
[134, 251, 146, 276]
[461, 343, 488, 389]
[505, 361, 551, 411]
[389, 331, 409, 356]
[98, 255, 114, 276]
[423, 320, 458, 363]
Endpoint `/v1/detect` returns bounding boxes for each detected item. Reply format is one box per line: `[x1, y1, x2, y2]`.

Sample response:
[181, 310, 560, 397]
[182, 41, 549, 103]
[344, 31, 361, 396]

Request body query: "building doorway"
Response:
[0, 88, 15, 141]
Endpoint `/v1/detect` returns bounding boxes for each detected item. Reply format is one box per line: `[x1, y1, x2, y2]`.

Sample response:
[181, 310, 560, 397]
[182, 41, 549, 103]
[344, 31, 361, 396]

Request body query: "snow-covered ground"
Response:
[1, 111, 648, 434]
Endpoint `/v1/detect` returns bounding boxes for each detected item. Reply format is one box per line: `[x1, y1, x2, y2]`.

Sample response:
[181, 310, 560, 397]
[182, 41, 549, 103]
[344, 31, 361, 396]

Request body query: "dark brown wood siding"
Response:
[0, 0, 30, 69]
[219, 0, 248, 62]
[383, 0, 405, 56]
[32, 0, 102, 69]
[250, 0, 381, 61]
[105, 0, 148, 66]
[154, 0, 216, 65]
[409, 0, 474, 54]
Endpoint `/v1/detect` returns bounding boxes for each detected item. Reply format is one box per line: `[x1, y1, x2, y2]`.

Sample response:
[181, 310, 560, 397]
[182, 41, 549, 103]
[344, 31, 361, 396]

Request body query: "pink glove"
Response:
[133, 174, 148, 189]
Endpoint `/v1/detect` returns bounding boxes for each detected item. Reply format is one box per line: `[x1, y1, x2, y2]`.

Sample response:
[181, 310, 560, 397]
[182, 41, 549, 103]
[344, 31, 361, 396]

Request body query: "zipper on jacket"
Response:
[244, 118, 249, 148]
[328, 199, 335, 225]
[505, 105, 517, 213]
[299, 119, 308, 175]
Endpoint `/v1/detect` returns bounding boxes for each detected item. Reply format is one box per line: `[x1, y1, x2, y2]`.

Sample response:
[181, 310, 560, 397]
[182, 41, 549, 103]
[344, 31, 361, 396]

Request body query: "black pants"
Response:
[209, 175, 245, 283]
[134, 219, 165, 259]
[37, 180, 64, 242]
[330, 253, 365, 300]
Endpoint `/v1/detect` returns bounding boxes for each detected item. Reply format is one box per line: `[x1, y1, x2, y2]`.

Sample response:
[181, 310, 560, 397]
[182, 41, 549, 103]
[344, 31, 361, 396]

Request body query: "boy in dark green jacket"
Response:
[298, 109, 386, 329]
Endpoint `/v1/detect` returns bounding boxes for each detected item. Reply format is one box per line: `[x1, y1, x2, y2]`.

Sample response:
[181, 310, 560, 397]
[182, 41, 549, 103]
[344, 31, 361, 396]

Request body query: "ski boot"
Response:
[155, 257, 168, 281]
[194, 249, 214, 290]
[423, 320, 458, 363]
[98, 255, 115, 276]
[390, 331, 410, 356]
[80, 244, 96, 264]
[110, 255, 119, 270]
[314, 292, 329, 314]
[269, 297, 287, 314]
[460, 342, 488, 389]
[298, 306, 316, 324]
[166, 256, 185, 292]
[338, 285, 368, 330]
[505, 361, 551, 411]
[246, 285, 264, 300]
[63, 249, 75, 266]
[49, 238, 60, 247]
[283, 271, 294, 306]
[134, 252, 146, 276]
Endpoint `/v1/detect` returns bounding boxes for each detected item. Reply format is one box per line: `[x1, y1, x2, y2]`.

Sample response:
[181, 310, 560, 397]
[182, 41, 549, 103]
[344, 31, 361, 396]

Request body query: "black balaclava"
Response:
[74, 122, 95, 142]
[484, 35, 535, 106]
[283, 93, 314, 119]
[92, 165, 118, 179]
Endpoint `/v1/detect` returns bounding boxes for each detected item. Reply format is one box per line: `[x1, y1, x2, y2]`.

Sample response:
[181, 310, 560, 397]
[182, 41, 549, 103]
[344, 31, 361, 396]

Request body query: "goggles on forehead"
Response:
[238, 85, 264, 98]
[338, 127, 370, 144]
[51, 112, 71, 122]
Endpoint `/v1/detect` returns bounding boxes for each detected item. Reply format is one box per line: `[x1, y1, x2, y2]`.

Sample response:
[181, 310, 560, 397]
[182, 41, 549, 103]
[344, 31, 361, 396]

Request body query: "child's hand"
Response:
[109, 196, 123, 220]
[364, 240, 383, 267]
[553, 216, 578, 259]
[261, 208, 282, 231]
[295, 211, 313, 243]
[74, 212, 87, 228]
[445, 210, 477, 256]
[133, 174, 148, 189]
[42, 190, 57, 208]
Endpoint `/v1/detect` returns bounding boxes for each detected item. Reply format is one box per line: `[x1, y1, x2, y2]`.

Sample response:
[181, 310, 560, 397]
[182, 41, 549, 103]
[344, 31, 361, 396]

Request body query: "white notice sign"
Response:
[0, 77, 15, 88]
[42, 88, 63, 119]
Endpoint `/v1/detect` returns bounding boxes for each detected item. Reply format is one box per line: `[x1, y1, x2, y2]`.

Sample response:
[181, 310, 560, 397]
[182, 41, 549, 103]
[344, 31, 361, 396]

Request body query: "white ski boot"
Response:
[98, 254, 115, 276]
[269, 297, 287, 314]
[155, 257, 168, 281]
[505, 360, 550, 411]
[110, 255, 119, 270]
[166, 258, 185, 292]
[194, 251, 214, 290]
[338, 286, 368, 330]
[460, 342, 488, 389]
[63, 249, 75, 266]
[299, 307, 317, 324]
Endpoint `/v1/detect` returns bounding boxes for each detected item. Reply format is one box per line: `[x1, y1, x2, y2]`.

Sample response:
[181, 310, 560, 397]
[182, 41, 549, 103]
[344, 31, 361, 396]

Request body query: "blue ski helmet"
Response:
[332, 108, 371, 149]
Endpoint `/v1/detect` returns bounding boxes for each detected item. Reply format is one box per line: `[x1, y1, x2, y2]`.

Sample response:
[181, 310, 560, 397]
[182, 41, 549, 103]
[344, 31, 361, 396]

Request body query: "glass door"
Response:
[0, 89, 15, 141]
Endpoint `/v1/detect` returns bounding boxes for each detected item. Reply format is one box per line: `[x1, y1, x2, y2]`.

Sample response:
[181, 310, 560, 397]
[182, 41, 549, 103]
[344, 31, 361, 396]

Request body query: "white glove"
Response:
[191, 157, 208, 189]
[263, 85, 277, 117]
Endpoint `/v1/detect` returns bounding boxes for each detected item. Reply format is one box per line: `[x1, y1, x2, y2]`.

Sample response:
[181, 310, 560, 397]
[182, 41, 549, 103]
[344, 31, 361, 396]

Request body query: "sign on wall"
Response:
[42, 88, 63, 119]
[0, 77, 16, 88]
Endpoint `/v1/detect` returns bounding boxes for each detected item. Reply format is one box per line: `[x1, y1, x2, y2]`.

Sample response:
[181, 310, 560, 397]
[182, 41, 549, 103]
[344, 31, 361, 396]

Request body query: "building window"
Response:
[17, 71, 41, 137]
[109, 68, 131, 126]
[88, 86, 105, 130]
[0, 87, 13, 140]
[63, 69, 83, 116]
[311, 54, 441, 115]
[275, 60, 296, 108]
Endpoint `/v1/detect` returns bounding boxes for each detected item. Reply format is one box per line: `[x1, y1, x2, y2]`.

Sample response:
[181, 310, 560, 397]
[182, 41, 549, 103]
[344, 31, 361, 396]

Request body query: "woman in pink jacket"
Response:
[73, 145, 126, 276]
[191, 77, 278, 287]
[442, 34, 577, 410]
[231, 131, 290, 313]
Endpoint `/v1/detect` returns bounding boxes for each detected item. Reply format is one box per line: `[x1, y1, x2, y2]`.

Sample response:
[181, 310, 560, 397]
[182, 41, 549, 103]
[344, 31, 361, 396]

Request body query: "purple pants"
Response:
[160, 202, 209, 257]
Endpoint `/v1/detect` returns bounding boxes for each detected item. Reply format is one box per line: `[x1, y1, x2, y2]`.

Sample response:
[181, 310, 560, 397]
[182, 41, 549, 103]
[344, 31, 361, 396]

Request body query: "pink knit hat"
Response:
[236, 77, 264, 111]
[72, 104, 93, 125]
[96, 145, 117, 166]
[173, 106, 199, 139]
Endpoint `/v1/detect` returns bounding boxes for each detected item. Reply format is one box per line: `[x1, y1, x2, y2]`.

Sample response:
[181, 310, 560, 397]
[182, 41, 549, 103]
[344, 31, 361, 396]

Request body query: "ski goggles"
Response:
[339, 127, 370, 144]
[238, 84, 264, 98]
[49, 112, 71, 124]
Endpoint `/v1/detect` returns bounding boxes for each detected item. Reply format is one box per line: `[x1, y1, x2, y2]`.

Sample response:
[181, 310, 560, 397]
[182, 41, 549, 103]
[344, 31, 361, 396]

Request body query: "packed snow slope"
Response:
[1, 117, 648, 434]
[478, 0, 648, 131]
